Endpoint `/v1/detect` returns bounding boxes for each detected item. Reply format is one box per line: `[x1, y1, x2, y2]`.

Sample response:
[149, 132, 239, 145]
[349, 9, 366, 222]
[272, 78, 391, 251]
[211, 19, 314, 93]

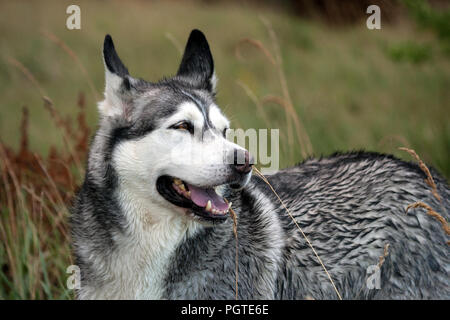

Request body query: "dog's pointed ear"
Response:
[177, 29, 216, 93]
[99, 35, 132, 118]
[104, 34, 129, 78]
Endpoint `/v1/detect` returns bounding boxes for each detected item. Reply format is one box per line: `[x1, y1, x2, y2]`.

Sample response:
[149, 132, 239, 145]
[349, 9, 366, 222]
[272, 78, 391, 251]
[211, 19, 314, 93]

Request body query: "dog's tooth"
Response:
[187, 191, 191, 197]
[205, 200, 212, 212]
[174, 178, 182, 185]
[228, 202, 232, 209]
[179, 184, 186, 191]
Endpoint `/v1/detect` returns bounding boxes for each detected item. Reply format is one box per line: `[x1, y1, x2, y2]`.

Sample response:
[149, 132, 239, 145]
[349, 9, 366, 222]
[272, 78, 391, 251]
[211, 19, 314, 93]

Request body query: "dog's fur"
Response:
[71, 30, 449, 300]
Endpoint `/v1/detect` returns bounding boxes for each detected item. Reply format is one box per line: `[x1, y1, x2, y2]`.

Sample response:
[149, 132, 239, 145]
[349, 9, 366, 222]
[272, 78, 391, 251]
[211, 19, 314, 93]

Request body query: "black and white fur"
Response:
[71, 30, 449, 300]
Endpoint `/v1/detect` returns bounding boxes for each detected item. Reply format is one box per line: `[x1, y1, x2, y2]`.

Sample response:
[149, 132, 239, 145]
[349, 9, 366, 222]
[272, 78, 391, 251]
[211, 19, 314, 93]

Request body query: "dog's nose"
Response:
[233, 149, 254, 174]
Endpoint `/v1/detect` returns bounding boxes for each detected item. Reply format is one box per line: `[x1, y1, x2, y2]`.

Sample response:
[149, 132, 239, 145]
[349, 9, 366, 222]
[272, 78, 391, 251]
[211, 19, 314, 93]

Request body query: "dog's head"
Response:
[97, 30, 252, 224]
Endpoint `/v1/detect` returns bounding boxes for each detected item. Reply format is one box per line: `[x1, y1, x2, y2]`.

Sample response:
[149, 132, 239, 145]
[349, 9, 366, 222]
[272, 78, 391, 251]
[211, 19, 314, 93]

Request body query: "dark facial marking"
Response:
[179, 89, 214, 138]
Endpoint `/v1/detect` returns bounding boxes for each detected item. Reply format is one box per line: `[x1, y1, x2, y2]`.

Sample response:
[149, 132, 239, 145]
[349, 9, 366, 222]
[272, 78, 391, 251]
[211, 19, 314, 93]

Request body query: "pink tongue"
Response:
[186, 183, 229, 211]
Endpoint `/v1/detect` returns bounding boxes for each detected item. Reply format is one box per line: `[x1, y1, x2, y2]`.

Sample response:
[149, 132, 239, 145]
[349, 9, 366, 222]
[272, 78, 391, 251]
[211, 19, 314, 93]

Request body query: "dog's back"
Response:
[163, 152, 449, 299]
[270, 152, 449, 299]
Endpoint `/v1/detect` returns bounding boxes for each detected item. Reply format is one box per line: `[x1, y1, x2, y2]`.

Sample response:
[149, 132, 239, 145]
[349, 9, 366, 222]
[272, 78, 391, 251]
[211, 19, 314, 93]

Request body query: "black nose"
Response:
[233, 149, 254, 174]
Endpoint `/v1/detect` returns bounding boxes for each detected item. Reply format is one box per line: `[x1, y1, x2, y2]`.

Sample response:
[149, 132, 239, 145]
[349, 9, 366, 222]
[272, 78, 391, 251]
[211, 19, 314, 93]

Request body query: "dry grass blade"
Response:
[7, 56, 84, 175]
[47, 158, 75, 192]
[234, 35, 293, 159]
[399, 147, 441, 203]
[406, 202, 450, 236]
[235, 38, 277, 65]
[42, 97, 83, 174]
[262, 95, 312, 160]
[165, 32, 183, 56]
[0, 144, 26, 207]
[19, 107, 29, 154]
[7, 57, 47, 97]
[235, 80, 272, 128]
[33, 153, 66, 210]
[0, 144, 16, 232]
[41, 30, 99, 100]
[378, 243, 390, 268]
[251, 26, 293, 159]
[260, 16, 313, 159]
[225, 199, 239, 300]
[354, 243, 390, 299]
[399, 147, 448, 238]
[252, 167, 342, 300]
[378, 134, 410, 150]
[0, 145, 19, 272]
[1, 88, 85, 298]
[234, 17, 314, 162]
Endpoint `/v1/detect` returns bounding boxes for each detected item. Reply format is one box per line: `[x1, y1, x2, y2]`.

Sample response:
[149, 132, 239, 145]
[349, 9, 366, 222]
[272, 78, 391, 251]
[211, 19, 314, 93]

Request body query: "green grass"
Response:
[0, 0, 449, 299]
[0, 1, 449, 176]
[0, 179, 74, 299]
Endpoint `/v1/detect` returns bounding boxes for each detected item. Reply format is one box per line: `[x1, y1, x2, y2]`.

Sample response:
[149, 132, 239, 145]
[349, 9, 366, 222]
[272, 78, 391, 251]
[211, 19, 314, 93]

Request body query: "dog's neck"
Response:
[82, 182, 201, 299]
[80, 132, 205, 299]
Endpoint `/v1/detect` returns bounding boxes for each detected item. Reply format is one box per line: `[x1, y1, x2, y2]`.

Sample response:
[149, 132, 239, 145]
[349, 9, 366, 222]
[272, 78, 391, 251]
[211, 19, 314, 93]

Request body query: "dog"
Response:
[71, 29, 449, 300]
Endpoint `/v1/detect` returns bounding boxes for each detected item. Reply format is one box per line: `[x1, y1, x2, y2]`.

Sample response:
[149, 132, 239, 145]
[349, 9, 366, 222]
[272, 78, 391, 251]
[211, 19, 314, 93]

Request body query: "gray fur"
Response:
[71, 31, 449, 300]
[163, 152, 449, 299]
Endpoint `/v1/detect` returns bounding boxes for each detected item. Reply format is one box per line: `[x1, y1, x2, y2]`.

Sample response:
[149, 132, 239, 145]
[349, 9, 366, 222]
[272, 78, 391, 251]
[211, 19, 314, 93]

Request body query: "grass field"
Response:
[0, 0, 449, 299]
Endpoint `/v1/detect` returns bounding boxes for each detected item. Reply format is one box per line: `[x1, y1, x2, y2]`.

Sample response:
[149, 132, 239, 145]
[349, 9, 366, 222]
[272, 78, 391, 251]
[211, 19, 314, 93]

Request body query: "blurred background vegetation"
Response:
[0, 0, 449, 299]
[1, 0, 449, 175]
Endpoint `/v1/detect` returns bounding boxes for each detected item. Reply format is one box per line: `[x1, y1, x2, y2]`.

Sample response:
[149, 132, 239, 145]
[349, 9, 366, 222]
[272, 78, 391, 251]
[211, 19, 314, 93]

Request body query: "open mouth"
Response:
[156, 175, 231, 221]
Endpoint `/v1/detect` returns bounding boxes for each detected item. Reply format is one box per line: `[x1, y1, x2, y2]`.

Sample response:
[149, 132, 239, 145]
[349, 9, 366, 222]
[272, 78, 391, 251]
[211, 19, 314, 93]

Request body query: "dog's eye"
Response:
[170, 121, 193, 134]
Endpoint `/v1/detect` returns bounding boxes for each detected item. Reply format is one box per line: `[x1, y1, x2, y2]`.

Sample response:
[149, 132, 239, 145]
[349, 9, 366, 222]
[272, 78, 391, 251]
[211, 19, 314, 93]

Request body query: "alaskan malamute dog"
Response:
[71, 30, 449, 299]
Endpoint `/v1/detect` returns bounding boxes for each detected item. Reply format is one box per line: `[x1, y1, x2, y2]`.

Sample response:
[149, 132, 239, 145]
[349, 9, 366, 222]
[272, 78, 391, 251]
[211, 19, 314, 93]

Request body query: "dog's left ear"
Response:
[99, 34, 134, 118]
[177, 29, 216, 93]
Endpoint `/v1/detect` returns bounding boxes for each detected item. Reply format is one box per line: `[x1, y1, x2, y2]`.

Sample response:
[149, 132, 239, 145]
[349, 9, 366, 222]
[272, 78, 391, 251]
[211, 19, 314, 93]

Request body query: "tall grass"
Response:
[235, 16, 313, 163]
[0, 92, 89, 299]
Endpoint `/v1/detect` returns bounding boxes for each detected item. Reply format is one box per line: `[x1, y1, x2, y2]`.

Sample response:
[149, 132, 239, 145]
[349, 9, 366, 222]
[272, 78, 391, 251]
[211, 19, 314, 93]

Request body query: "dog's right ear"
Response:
[99, 35, 132, 118]
[177, 30, 216, 93]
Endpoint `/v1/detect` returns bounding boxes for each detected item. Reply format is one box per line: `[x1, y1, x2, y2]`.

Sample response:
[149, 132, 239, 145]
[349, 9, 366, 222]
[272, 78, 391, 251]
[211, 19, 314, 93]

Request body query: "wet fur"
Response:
[71, 31, 449, 300]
